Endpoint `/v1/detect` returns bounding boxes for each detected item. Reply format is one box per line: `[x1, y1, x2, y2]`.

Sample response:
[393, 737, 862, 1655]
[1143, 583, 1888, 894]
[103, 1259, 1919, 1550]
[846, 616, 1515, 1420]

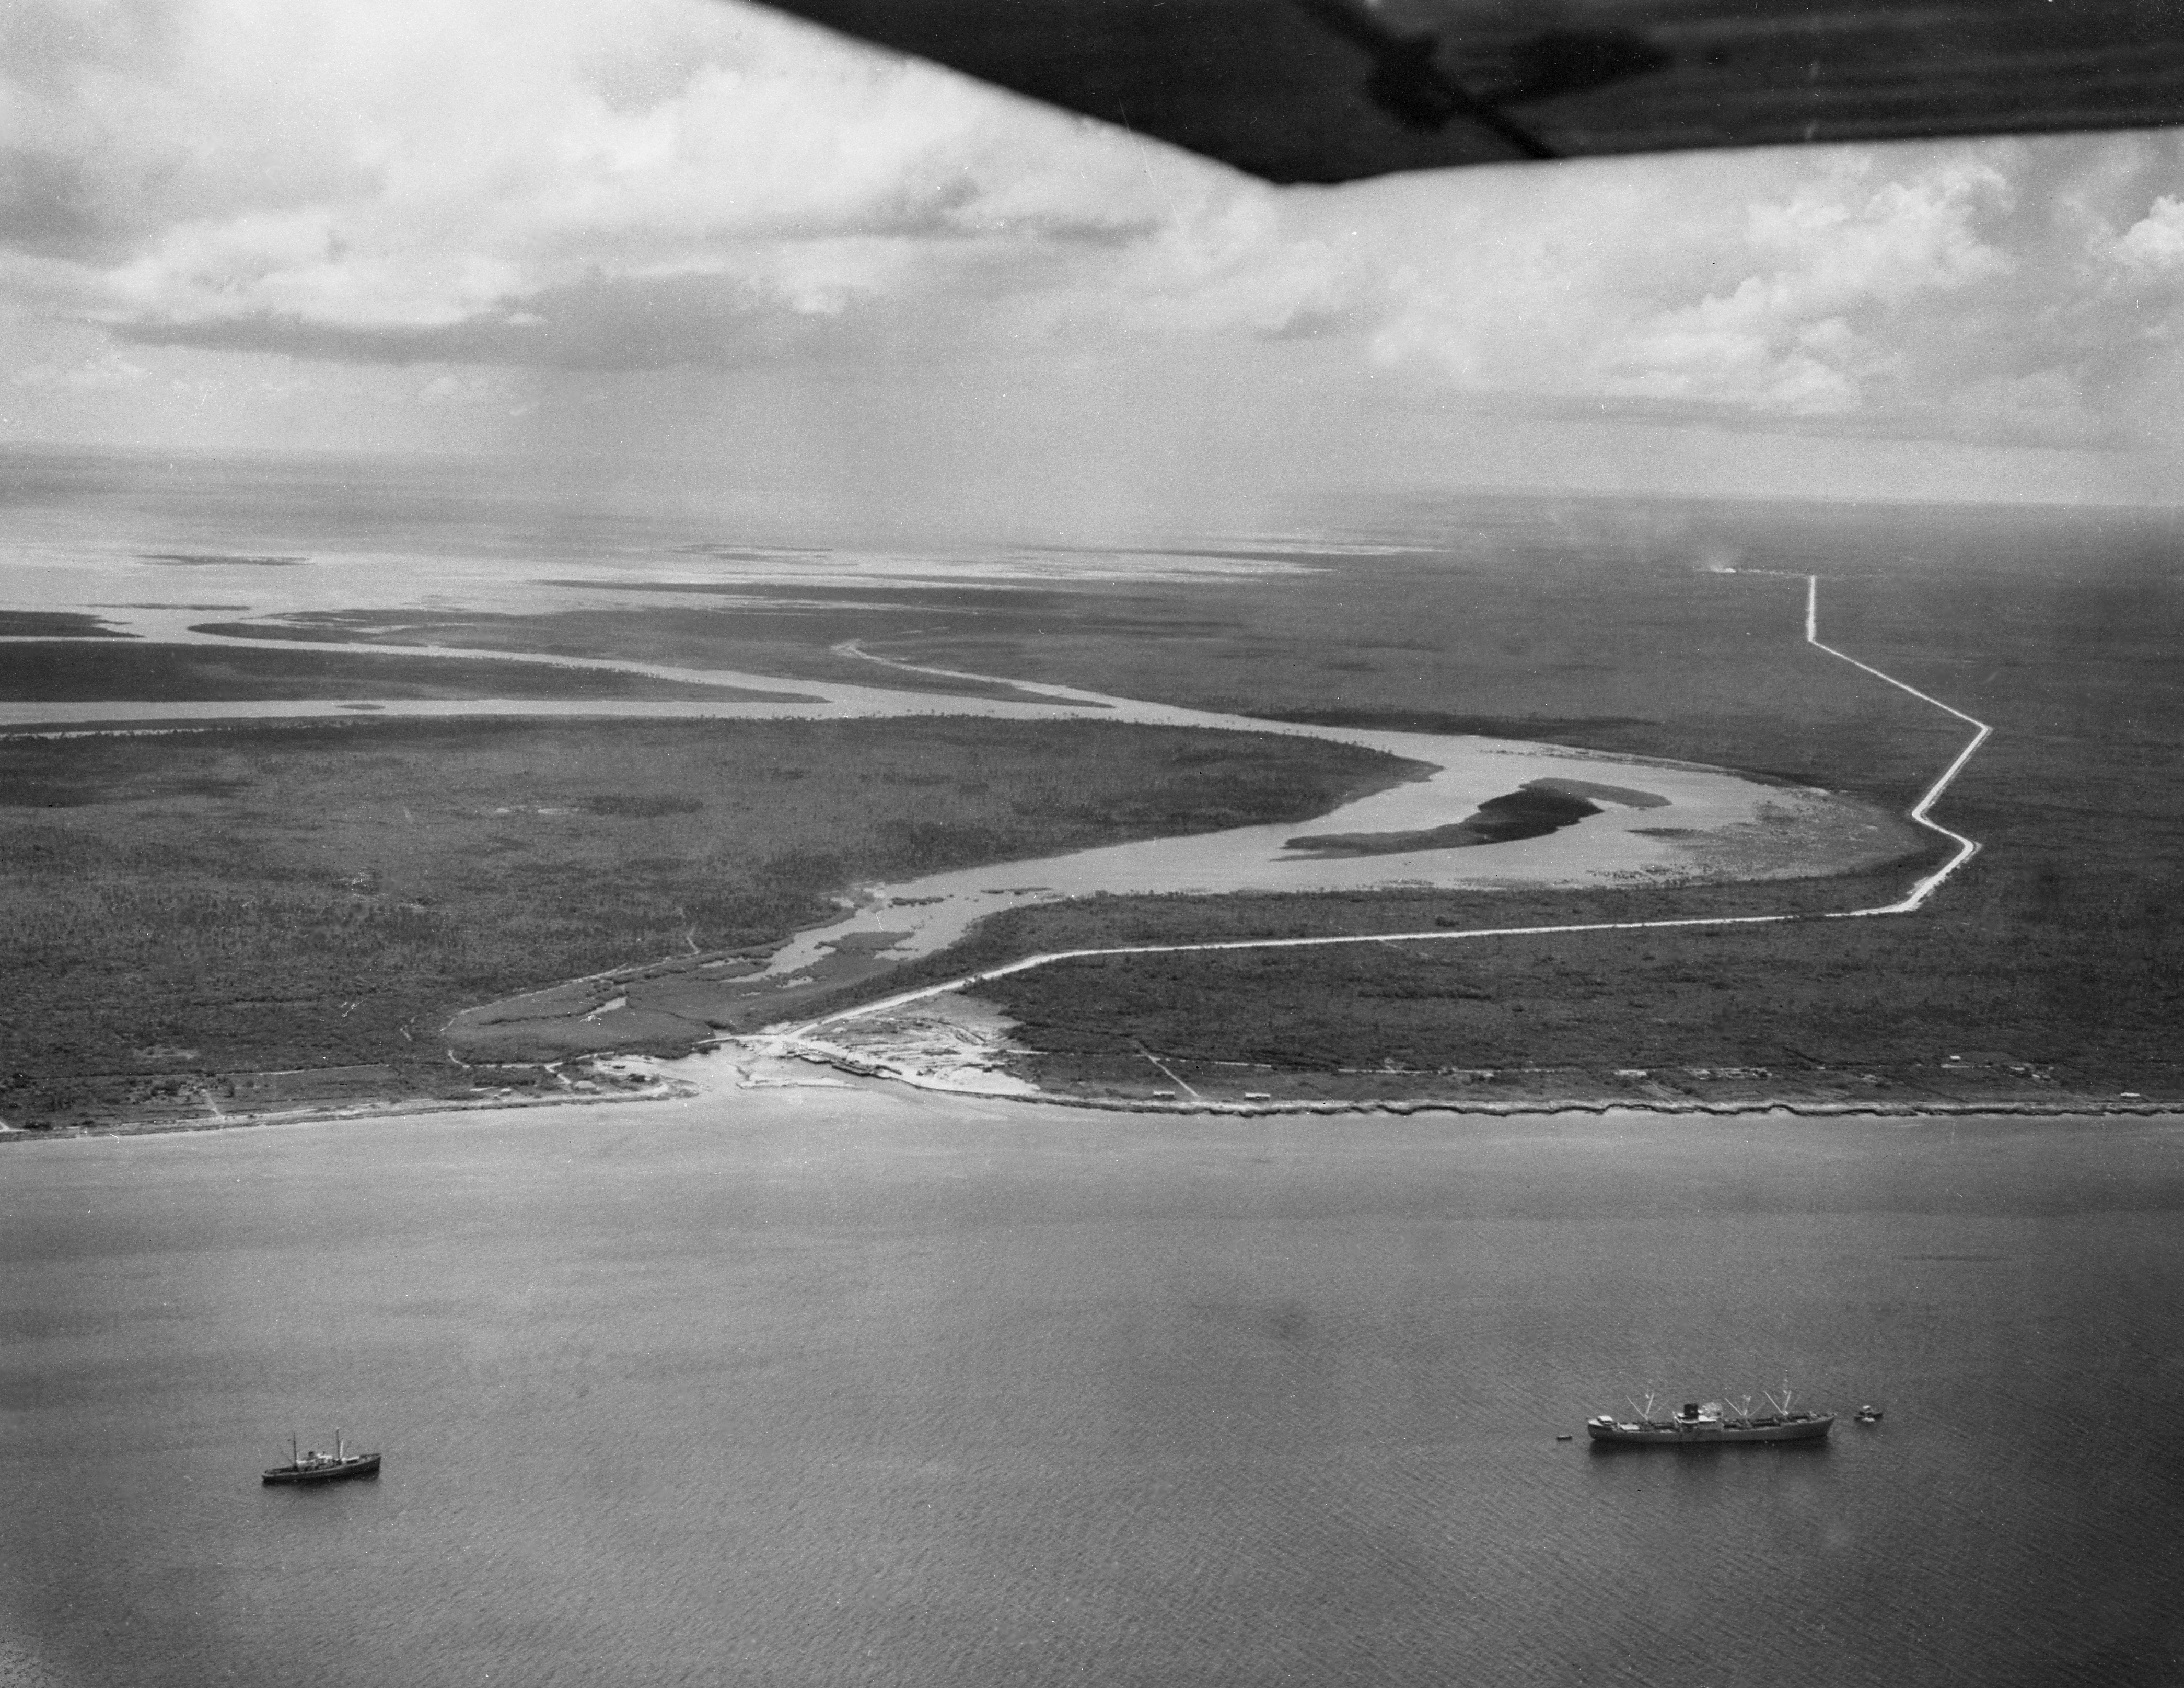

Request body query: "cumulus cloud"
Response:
[4, 0, 1242, 365]
[1356, 147, 2014, 417]
[7, 0, 2184, 462]
[1600, 154, 2012, 413]
[2111, 195, 2184, 274]
[1308, 132, 2184, 447]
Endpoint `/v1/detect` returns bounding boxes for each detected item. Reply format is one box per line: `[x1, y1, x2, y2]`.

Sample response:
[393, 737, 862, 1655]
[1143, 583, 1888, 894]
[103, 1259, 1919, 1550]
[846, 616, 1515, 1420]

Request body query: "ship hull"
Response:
[1586, 1415, 1833, 1446]
[262, 1454, 381, 1485]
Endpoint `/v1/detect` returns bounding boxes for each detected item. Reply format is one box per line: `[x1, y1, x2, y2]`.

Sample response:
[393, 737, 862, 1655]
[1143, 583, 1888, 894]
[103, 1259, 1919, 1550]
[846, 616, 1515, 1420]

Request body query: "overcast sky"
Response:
[7, 0, 2184, 533]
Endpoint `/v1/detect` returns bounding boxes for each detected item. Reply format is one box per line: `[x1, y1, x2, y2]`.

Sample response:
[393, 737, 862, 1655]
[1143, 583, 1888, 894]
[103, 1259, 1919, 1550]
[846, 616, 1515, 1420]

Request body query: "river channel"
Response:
[6, 598, 1915, 1027]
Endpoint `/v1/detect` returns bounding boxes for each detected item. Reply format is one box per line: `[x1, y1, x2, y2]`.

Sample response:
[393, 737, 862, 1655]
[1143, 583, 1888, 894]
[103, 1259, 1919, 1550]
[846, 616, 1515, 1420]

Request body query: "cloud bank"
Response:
[6, 0, 2184, 491]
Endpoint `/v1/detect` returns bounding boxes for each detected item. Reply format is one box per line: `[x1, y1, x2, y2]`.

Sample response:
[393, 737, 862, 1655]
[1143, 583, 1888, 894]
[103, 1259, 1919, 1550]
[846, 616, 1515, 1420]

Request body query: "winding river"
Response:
[4, 581, 1926, 1064]
[0, 563, 1948, 1078]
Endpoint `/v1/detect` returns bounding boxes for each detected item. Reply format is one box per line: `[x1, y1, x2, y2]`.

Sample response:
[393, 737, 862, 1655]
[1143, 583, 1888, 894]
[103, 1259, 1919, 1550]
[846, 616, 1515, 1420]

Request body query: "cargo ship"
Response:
[1586, 1389, 1833, 1446]
[262, 1432, 381, 1485]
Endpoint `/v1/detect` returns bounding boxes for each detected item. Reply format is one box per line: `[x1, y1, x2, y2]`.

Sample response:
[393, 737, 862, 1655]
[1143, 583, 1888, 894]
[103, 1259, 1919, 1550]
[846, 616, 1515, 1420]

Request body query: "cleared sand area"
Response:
[729, 993, 1041, 1098]
[748, 733, 1911, 981]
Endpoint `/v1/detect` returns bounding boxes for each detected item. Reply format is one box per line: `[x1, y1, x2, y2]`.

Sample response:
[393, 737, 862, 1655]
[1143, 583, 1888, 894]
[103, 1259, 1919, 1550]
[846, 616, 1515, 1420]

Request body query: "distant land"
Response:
[3, 468, 2180, 1128]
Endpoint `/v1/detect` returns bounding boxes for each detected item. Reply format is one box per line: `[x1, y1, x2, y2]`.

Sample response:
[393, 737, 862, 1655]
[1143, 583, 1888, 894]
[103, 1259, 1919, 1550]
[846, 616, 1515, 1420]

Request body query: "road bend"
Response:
[779, 573, 1993, 1049]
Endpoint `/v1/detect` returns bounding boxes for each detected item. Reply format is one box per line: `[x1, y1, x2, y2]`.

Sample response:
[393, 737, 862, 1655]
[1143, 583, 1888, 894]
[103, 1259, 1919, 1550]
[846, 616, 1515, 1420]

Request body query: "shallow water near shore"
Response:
[5, 1092, 2181, 1687]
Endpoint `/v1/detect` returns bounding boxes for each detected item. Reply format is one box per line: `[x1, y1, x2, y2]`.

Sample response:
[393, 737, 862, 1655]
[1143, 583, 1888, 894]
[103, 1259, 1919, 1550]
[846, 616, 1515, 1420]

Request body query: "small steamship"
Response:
[262, 1432, 382, 1485]
[1586, 1389, 1833, 1446]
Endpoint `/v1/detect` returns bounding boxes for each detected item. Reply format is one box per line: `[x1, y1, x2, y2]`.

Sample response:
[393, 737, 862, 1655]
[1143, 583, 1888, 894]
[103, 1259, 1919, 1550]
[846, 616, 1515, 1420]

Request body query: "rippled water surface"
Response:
[5, 1096, 2181, 1687]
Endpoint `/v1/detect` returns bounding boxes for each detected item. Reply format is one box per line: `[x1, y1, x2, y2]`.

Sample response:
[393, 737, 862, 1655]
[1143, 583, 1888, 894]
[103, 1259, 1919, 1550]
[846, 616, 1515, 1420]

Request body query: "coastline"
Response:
[738, 1038, 2180, 1121]
[3, 1069, 2174, 1146]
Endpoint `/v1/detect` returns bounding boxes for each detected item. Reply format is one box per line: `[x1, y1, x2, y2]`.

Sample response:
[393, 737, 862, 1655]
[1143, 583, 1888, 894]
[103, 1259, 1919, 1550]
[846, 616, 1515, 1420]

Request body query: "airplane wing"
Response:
[751, 0, 2184, 181]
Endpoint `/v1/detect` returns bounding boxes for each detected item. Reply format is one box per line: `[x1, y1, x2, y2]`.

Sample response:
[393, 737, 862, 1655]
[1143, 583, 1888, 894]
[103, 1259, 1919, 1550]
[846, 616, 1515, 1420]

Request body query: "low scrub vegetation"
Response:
[0, 715, 1412, 1125]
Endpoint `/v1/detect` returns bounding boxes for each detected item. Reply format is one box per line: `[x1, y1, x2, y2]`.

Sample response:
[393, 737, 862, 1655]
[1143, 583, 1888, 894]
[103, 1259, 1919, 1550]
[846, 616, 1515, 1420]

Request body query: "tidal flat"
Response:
[4, 1090, 2181, 1688]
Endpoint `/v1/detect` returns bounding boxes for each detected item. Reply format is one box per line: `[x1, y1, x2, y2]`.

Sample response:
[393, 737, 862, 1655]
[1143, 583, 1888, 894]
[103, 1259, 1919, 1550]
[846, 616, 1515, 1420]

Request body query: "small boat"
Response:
[1854, 1403, 1885, 1423]
[1586, 1389, 1834, 1447]
[263, 1431, 381, 1486]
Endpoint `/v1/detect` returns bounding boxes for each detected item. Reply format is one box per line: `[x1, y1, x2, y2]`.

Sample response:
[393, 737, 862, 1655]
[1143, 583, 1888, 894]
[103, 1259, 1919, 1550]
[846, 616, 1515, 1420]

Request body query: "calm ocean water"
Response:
[4, 1092, 2180, 1687]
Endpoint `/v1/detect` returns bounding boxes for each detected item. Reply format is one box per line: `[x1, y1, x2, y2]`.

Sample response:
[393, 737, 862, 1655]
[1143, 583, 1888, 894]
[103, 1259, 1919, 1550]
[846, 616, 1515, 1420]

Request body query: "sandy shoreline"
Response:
[4, 1073, 2174, 1146]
